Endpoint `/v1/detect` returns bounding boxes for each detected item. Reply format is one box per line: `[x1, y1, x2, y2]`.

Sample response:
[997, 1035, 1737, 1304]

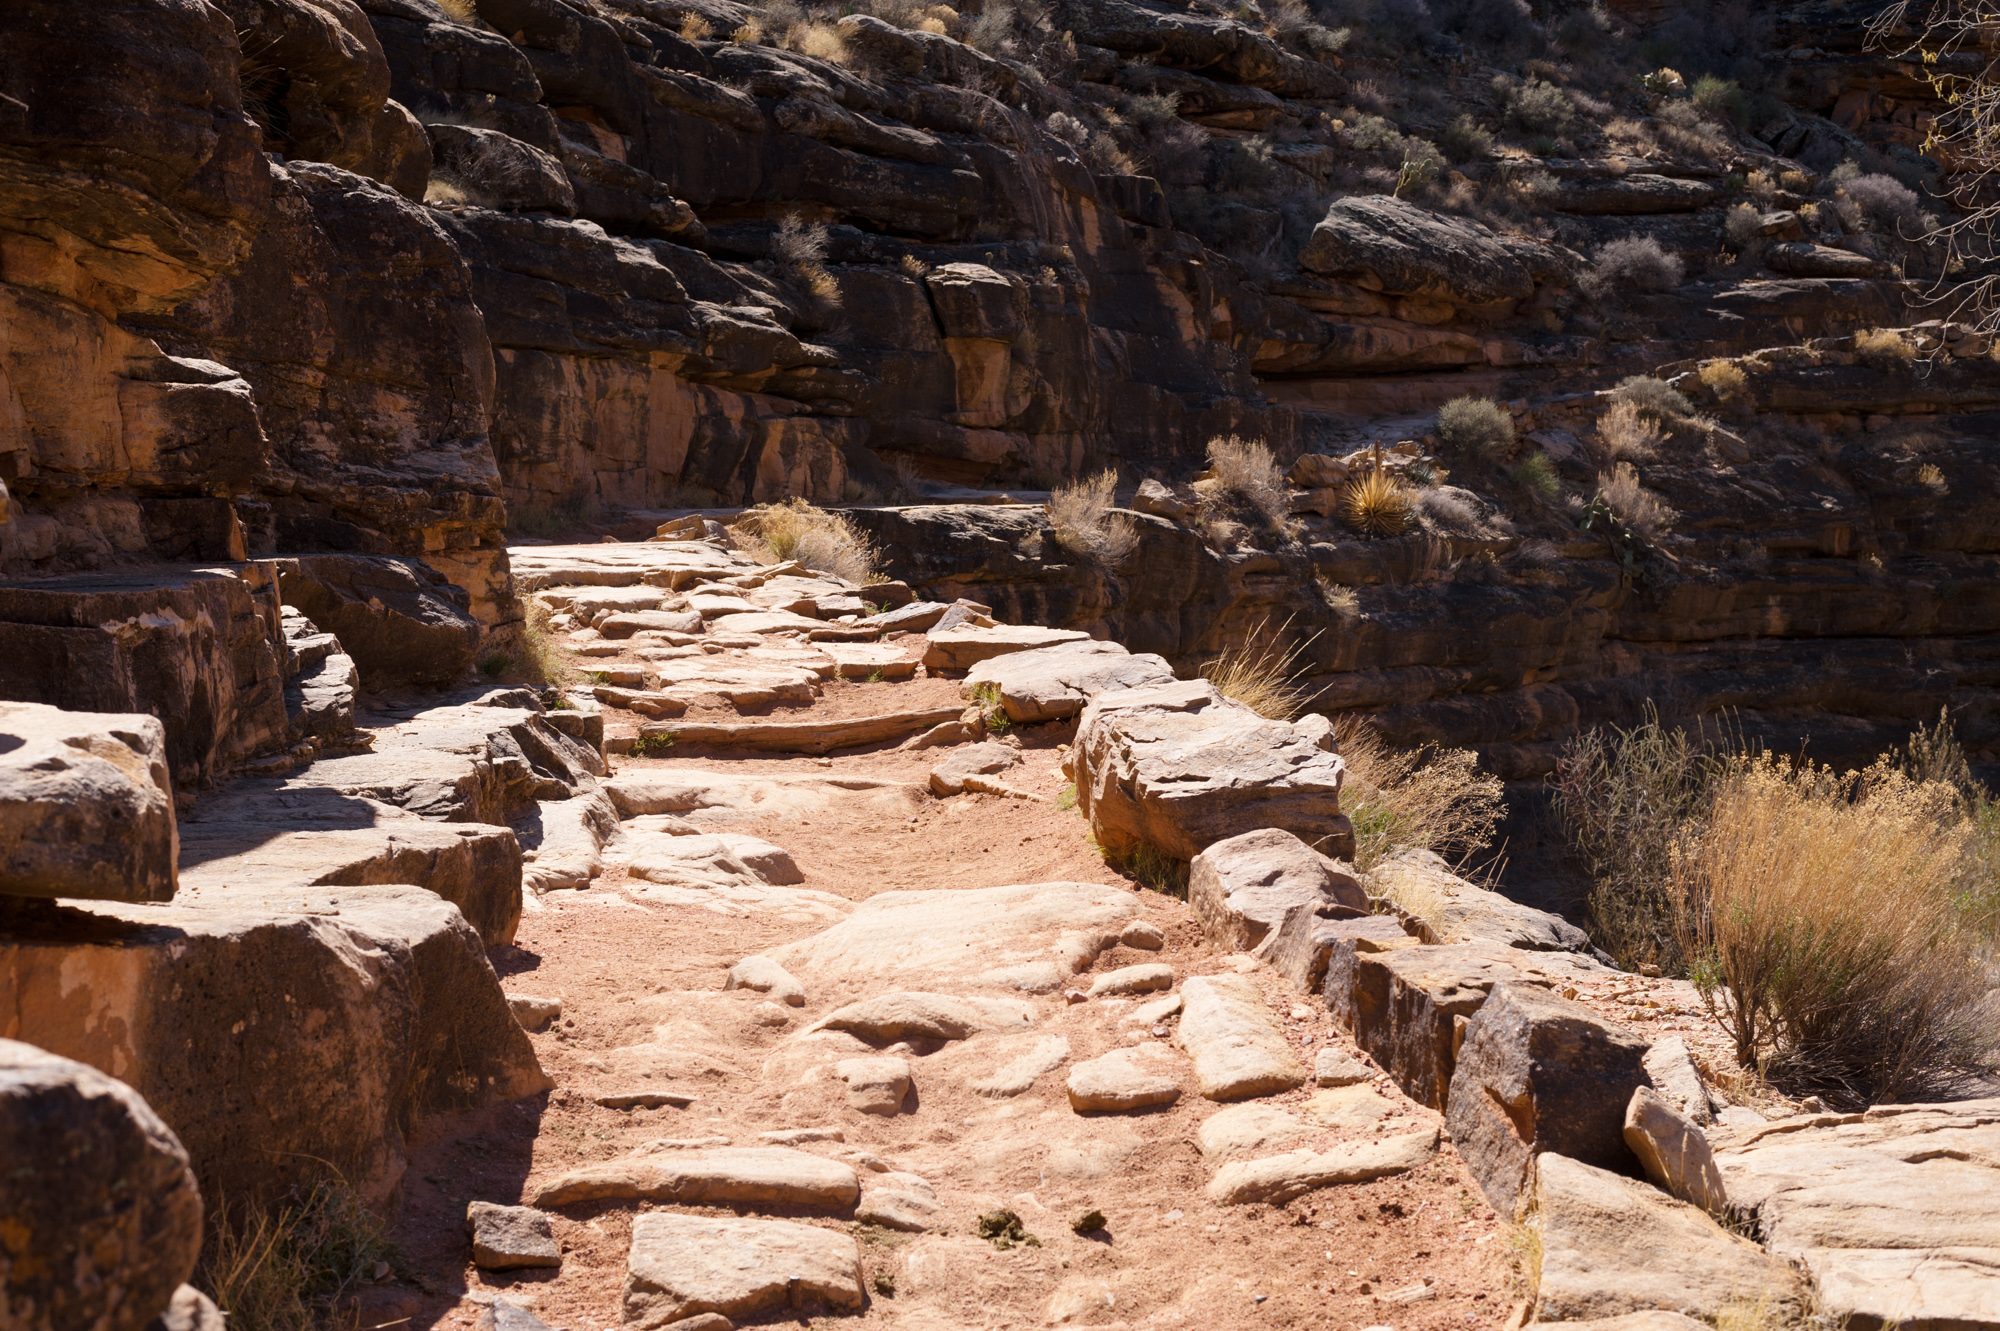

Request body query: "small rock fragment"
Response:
[1313, 1046, 1372, 1087]
[726, 956, 806, 1007]
[1086, 963, 1174, 998]
[835, 1056, 913, 1116]
[467, 1202, 560, 1271]
[505, 993, 563, 1032]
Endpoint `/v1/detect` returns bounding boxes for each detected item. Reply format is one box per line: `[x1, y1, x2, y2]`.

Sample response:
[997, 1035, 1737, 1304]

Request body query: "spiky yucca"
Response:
[1341, 468, 1414, 536]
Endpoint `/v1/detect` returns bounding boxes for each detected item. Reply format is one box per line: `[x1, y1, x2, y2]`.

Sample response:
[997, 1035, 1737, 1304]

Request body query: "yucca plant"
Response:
[1341, 459, 1414, 537]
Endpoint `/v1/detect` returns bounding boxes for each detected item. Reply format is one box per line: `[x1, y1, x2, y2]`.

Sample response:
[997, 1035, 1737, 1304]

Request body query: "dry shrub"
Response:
[679, 11, 714, 39]
[1200, 618, 1317, 721]
[1723, 200, 1763, 249]
[1436, 395, 1515, 459]
[1854, 327, 1916, 366]
[199, 1181, 392, 1331]
[1335, 716, 1506, 872]
[1595, 461, 1676, 538]
[1597, 399, 1662, 461]
[1200, 435, 1291, 535]
[1610, 374, 1694, 419]
[1417, 486, 1480, 534]
[732, 498, 877, 584]
[1583, 235, 1684, 296]
[435, 0, 478, 20]
[1340, 467, 1414, 536]
[517, 597, 571, 687]
[1699, 359, 1749, 400]
[1675, 755, 1999, 1103]
[1048, 470, 1138, 564]
[784, 18, 849, 61]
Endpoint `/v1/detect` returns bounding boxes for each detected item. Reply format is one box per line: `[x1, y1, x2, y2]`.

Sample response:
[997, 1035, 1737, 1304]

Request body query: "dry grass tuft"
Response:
[1340, 467, 1415, 536]
[1335, 716, 1506, 873]
[732, 498, 877, 584]
[434, 0, 478, 21]
[1595, 461, 1676, 538]
[1202, 435, 1290, 530]
[516, 597, 571, 687]
[1597, 399, 1662, 461]
[1854, 326, 1917, 366]
[1200, 618, 1317, 721]
[1675, 754, 1999, 1103]
[1699, 359, 1750, 400]
[199, 1181, 392, 1331]
[1048, 470, 1138, 564]
[678, 11, 713, 40]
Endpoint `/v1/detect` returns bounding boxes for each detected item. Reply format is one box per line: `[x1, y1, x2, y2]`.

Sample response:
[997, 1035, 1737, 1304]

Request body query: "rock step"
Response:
[1175, 973, 1305, 1101]
[624, 1212, 864, 1329]
[532, 1145, 859, 1211]
[612, 705, 965, 756]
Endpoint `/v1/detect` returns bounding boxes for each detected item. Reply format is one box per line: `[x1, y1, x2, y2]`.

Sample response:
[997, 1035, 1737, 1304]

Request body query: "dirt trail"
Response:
[390, 541, 1518, 1331]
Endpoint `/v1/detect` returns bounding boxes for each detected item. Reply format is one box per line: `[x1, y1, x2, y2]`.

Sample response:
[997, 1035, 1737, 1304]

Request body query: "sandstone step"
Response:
[923, 623, 1089, 672]
[1205, 1128, 1440, 1204]
[809, 990, 1034, 1043]
[509, 543, 743, 591]
[835, 1055, 912, 1114]
[533, 1145, 859, 1210]
[1067, 1045, 1182, 1113]
[971, 1034, 1071, 1098]
[962, 638, 1176, 723]
[612, 822, 803, 891]
[617, 705, 965, 756]
[623, 1212, 864, 1329]
[605, 769, 925, 822]
[1175, 974, 1305, 1101]
[1189, 827, 1367, 956]
[1086, 962, 1173, 997]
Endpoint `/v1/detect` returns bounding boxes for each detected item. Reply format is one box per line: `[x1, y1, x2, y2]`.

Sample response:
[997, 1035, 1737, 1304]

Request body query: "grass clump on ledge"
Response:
[732, 497, 877, 584]
[1047, 469, 1138, 564]
[1436, 396, 1515, 460]
[1198, 435, 1292, 536]
[1334, 716, 1505, 873]
[1199, 617, 1318, 721]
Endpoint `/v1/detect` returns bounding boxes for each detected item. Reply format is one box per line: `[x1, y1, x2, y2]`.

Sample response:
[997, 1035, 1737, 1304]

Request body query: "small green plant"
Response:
[478, 653, 508, 678]
[865, 668, 886, 683]
[629, 732, 675, 757]
[1116, 841, 1190, 897]
[1056, 783, 1079, 812]
[971, 682, 1011, 733]
[1512, 452, 1561, 503]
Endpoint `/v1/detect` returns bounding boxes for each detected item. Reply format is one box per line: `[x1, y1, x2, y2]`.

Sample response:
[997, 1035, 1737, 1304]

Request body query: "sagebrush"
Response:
[732, 498, 877, 583]
[1048, 470, 1138, 564]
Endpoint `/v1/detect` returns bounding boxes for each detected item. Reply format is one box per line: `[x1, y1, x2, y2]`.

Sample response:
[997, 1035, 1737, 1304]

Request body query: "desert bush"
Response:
[1513, 451, 1561, 503]
[1551, 706, 1730, 973]
[772, 214, 841, 308]
[784, 18, 849, 61]
[1048, 470, 1139, 564]
[1045, 111, 1090, 146]
[1439, 114, 1497, 162]
[1595, 461, 1676, 538]
[1341, 467, 1415, 536]
[1835, 170, 1921, 234]
[1583, 235, 1684, 296]
[732, 498, 877, 584]
[516, 597, 570, 687]
[1200, 618, 1317, 721]
[1674, 754, 1999, 1103]
[1417, 486, 1480, 533]
[1610, 374, 1694, 419]
[678, 11, 713, 39]
[1335, 716, 1506, 872]
[200, 1181, 392, 1331]
[1203, 435, 1291, 531]
[1691, 74, 1748, 126]
[435, 0, 478, 20]
[1084, 132, 1137, 175]
[1436, 396, 1515, 459]
[1699, 358, 1749, 399]
[1723, 200, 1763, 249]
[1854, 326, 1917, 365]
[1501, 78, 1575, 136]
[1598, 399, 1663, 460]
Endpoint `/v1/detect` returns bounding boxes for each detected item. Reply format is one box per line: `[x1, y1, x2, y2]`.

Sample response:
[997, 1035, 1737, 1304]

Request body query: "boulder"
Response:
[855, 1169, 940, 1231]
[810, 991, 1033, 1043]
[922, 624, 1090, 672]
[1367, 849, 1594, 953]
[0, 703, 177, 903]
[1086, 962, 1174, 997]
[963, 639, 1176, 724]
[927, 741, 1023, 796]
[1175, 974, 1305, 1101]
[624, 1212, 863, 1329]
[1068, 679, 1351, 864]
[1624, 1087, 1727, 1217]
[1640, 1035, 1715, 1125]
[1533, 1154, 1801, 1323]
[467, 1201, 560, 1271]
[1267, 908, 1412, 994]
[1299, 194, 1551, 304]
[1066, 1045, 1182, 1113]
[835, 1055, 913, 1114]
[1188, 827, 1366, 955]
[726, 955, 807, 1007]
[276, 554, 482, 688]
[1445, 983, 1653, 1216]
[1765, 241, 1889, 279]
[0, 1040, 203, 1331]
[0, 887, 548, 1209]
[427, 123, 575, 214]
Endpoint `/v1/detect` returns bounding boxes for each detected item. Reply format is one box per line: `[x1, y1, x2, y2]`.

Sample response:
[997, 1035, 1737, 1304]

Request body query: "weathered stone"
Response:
[0, 1040, 203, 1331]
[1175, 974, 1304, 1101]
[1313, 1045, 1373, 1087]
[1267, 909, 1412, 994]
[276, 554, 481, 688]
[506, 993, 562, 1032]
[770, 881, 1139, 994]
[1641, 1035, 1715, 1126]
[616, 826, 803, 890]
[727, 955, 807, 1007]
[855, 1169, 940, 1231]
[835, 1055, 913, 1115]
[473, 1299, 555, 1331]
[1624, 1087, 1727, 1217]
[1368, 849, 1592, 953]
[811, 991, 1033, 1043]
[0, 888, 548, 1209]
[1188, 827, 1365, 955]
[1069, 679, 1350, 864]
[1300, 194, 1553, 303]
[1067, 1045, 1182, 1113]
[534, 1146, 859, 1210]
[624, 1212, 863, 1329]
[1533, 1154, 1801, 1324]
[1445, 983, 1652, 1216]
[927, 740, 1022, 796]
[971, 1034, 1071, 1097]
[1196, 1101, 1313, 1161]
[467, 1201, 560, 1271]
[923, 623, 1090, 672]
[145, 1286, 225, 1331]
[0, 703, 177, 903]
[1206, 1128, 1439, 1205]
[962, 639, 1176, 723]
[1087, 963, 1174, 997]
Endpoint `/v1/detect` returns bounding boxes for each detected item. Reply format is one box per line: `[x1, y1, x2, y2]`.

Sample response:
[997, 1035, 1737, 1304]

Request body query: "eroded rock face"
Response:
[0, 887, 549, 1208]
[0, 1040, 204, 1331]
[0, 703, 177, 903]
[1068, 679, 1351, 863]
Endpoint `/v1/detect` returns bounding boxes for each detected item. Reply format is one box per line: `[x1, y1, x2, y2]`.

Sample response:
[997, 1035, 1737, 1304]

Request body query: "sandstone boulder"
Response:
[963, 639, 1176, 724]
[467, 1201, 560, 1271]
[0, 703, 177, 902]
[1267, 908, 1412, 994]
[835, 1055, 913, 1114]
[1624, 1086, 1727, 1217]
[1300, 194, 1550, 304]
[1533, 1154, 1801, 1324]
[1189, 827, 1365, 955]
[1176, 974, 1305, 1101]
[1368, 848, 1592, 953]
[1087, 962, 1174, 997]
[276, 554, 482, 688]
[1445, 983, 1653, 1216]
[923, 623, 1089, 672]
[624, 1212, 863, 1329]
[810, 991, 1033, 1043]
[1067, 1045, 1182, 1113]
[1205, 1127, 1439, 1205]
[0, 1040, 203, 1331]
[0, 887, 548, 1208]
[1069, 679, 1350, 863]
[927, 740, 1023, 796]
